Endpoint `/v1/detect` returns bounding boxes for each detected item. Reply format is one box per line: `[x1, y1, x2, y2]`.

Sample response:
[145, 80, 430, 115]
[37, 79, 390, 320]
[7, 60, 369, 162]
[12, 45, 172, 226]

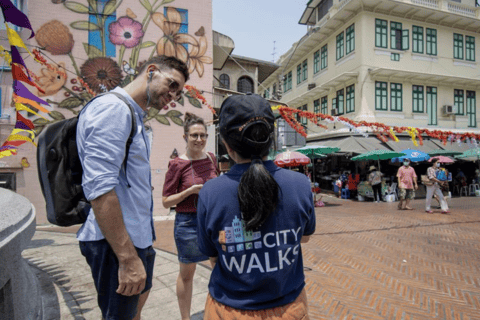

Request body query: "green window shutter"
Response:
[375, 19, 387, 48]
[346, 84, 355, 113]
[426, 28, 437, 55]
[314, 50, 320, 74]
[402, 29, 409, 50]
[390, 83, 402, 111]
[391, 22, 402, 50]
[466, 36, 475, 61]
[454, 89, 464, 115]
[412, 85, 424, 113]
[375, 81, 388, 111]
[412, 26, 423, 53]
[346, 24, 355, 55]
[297, 64, 301, 84]
[321, 44, 328, 69]
[336, 32, 344, 60]
[302, 60, 308, 81]
[337, 89, 344, 115]
[467, 90, 476, 127]
[427, 86, 437, 125]
[314, 99, 320, 113]
[321, 96, 328, 114]
[454, 33, 464, 59]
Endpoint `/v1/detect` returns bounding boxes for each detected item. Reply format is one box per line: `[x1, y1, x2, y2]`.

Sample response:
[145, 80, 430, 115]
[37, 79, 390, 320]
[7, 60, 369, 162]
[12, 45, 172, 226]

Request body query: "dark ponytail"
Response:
[234, 124, 279, 231]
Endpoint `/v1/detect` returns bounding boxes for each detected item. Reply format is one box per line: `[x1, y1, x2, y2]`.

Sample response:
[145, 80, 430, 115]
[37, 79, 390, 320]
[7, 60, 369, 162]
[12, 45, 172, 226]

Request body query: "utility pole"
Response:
[271, 41, 277, 63]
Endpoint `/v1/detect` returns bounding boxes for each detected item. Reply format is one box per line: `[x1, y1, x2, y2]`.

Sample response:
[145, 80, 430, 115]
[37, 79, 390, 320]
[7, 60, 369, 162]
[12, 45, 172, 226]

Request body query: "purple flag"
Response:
[10, 46, 30, 78]
[13, 80, 49, 106]
[0, 0, 34, 39]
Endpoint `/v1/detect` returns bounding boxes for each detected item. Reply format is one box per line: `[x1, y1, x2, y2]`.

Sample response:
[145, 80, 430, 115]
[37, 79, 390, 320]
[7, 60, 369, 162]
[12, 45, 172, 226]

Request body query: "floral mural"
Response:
[32, 0, 213, 134]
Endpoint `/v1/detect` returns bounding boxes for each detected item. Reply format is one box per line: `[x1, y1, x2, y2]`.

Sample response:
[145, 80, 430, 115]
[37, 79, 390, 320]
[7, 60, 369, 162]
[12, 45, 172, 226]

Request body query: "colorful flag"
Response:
[10, 46, 29, 76]
[15, 111, 34, 129]
[13, 81, 49, 106]
[0, 45, 12, 65]
[5, 24, 33, 57]
[15, 102, 49, 119]
[0, 0, 34, 39]
[12, 63, 45, 93]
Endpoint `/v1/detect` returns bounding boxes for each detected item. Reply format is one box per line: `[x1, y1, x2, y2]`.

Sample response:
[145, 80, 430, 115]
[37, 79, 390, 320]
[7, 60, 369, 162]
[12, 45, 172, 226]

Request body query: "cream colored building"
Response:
[261, 0, 480, 149]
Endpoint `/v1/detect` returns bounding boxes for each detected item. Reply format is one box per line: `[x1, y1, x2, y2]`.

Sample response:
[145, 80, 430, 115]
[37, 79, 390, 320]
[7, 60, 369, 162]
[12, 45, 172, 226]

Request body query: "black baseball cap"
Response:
[219, 93, 275, 153]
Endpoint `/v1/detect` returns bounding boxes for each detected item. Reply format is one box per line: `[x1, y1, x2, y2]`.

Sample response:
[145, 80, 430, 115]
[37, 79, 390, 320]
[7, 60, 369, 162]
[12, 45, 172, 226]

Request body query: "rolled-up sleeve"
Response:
[78, 101, 132, 201]
[162, 160, 181, 197]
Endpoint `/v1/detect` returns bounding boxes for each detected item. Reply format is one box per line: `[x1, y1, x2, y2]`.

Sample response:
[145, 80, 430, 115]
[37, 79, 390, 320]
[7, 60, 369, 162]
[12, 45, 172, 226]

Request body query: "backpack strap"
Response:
[80, 91, 137, 188]
[206, 152, 220, 176]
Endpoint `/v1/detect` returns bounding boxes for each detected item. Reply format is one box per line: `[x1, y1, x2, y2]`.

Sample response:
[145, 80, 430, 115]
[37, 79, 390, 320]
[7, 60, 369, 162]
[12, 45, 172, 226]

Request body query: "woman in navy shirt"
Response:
[197, 94, 316, 319]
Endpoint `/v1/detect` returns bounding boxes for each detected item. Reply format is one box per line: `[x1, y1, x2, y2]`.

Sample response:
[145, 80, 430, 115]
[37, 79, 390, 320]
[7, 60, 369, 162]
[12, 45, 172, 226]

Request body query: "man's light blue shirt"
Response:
[76, 87, 154, 249]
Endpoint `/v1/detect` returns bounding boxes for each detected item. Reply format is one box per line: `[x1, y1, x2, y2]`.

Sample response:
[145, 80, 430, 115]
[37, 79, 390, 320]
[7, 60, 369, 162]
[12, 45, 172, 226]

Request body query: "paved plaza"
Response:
[26, 195, 480, 319]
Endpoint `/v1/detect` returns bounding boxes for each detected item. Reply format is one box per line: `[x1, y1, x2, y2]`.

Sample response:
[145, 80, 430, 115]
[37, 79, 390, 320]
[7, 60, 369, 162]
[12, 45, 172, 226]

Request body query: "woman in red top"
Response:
[162, 112, 218, 320]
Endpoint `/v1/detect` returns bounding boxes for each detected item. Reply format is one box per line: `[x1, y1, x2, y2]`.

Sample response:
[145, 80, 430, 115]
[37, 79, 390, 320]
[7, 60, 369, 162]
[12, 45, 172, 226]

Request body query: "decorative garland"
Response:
[272, 105, 480, 148]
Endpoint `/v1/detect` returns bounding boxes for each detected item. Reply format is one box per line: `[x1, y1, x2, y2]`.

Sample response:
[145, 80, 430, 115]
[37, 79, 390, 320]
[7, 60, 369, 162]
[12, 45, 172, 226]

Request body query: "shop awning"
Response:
[385, 138, 440, 153]
[431, 140, 470, 153]
[308, 136, 391, 155]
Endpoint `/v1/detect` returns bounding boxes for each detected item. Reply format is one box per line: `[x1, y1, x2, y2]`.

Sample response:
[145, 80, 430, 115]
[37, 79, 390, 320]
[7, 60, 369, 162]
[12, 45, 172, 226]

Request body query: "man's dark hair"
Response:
[136, 56, 189, 82]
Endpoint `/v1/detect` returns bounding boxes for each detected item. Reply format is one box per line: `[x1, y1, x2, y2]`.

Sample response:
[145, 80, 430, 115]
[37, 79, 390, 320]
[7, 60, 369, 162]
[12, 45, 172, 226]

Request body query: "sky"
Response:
[212, 0, 311, 63]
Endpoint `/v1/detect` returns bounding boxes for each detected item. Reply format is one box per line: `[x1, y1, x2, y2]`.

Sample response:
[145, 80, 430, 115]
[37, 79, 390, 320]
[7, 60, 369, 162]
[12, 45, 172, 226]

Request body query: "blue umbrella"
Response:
[391, 149, 430, 163]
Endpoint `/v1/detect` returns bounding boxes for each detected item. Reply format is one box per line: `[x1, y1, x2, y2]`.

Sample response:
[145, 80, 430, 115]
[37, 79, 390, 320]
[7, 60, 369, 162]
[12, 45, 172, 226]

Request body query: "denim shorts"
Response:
[174, 212, 208, 264]
[79, 239, 155, 320]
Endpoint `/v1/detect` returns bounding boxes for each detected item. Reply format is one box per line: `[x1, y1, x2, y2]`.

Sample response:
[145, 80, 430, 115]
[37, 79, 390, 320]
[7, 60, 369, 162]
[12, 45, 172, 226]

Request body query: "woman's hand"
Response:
[187, 184, 204, 195]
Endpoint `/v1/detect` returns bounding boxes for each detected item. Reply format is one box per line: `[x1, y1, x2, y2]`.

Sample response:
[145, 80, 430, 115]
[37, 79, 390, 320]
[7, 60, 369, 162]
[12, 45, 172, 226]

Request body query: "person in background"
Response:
[162, 113, 218, 320]
[396, 158, 418, 210]
[368, 166, 383, 203]
[197, 94, 315, 319]
[425, 158, 450, 214]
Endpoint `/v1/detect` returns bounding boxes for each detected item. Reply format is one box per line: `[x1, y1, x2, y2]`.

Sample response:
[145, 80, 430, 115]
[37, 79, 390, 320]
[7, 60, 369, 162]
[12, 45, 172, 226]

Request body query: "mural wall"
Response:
[5, 0, 214, 219]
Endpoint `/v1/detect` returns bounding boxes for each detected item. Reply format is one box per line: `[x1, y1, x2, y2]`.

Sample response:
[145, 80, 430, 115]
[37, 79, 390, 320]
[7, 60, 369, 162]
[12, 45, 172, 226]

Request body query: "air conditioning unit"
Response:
[308, 83, 316, 90]
[331, 108, 338, 116]
[443, 105, 457, 115]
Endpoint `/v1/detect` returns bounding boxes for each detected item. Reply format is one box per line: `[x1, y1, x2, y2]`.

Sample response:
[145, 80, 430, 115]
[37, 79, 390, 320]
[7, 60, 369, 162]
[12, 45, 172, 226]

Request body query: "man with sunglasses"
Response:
[76, 56, 189, 320]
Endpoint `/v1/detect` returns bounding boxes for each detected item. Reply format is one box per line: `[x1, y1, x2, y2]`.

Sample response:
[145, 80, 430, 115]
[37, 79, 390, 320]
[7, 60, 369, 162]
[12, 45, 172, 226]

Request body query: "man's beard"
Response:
[149, 89, 169, 110]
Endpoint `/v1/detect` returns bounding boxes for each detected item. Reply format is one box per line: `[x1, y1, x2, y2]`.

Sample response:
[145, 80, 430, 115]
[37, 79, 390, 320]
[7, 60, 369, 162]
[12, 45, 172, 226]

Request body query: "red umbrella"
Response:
[274, 151, 311, 167]
[428, 155, 455, 164]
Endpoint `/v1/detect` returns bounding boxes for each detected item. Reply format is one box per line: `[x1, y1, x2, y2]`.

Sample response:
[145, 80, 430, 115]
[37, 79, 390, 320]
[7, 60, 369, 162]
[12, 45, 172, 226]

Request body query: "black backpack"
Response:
[37, 92, 137, 226]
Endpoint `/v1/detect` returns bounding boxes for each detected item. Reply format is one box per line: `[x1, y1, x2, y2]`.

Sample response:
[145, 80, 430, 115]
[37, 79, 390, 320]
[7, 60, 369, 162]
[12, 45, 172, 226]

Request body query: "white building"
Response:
[261, 0, 480, 153]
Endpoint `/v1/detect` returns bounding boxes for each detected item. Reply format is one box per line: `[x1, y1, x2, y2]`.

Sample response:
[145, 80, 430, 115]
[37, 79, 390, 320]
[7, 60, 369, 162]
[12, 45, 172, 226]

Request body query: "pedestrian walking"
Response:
[162, 112, 218, 320]
[76, 56, 189, 320]
[425, 158, 450, 214]
[396, 158, 418, 210]
[197, 94, 316, 319]
[368, 165, 383, 203]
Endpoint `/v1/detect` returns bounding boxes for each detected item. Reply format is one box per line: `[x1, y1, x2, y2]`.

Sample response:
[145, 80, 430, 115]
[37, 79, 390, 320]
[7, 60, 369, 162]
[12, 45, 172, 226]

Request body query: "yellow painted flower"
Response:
[187, 34, 212, 77]
[152, 8, 198, 63]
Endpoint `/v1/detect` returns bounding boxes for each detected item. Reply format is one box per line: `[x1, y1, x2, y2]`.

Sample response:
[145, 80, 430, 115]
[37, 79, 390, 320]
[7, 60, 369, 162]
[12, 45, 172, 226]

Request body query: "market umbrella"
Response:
[274, 151, 311, 168]
[351, 149, 406, 171]
[295, 145, 340, 184]
[455, 147, 480, 169]
[428, 149, 463, 157]
[428, 156, 455, 164]
[391, 149, 430, 163]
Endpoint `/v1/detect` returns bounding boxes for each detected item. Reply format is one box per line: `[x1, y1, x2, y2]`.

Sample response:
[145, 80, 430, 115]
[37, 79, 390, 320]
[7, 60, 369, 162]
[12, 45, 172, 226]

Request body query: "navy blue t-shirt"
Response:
[197, 161, 316, 310]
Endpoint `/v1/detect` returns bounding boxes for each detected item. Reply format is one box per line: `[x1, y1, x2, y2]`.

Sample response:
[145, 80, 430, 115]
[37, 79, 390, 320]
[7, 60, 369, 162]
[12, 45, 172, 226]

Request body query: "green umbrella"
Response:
[351, 149, 406, 171]
[428, 149, 463, 157]
[295, 145, 340, 184]
[455, 148, 480, 169]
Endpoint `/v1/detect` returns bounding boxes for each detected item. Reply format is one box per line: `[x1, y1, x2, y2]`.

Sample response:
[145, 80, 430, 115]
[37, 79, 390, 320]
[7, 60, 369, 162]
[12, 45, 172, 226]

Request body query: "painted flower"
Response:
[35, 20, 74, 55]
[152, 7, 198, 62]
[80, 57, 123, 94]
[108, 16, 144, 48]
[187, 31, 212, 77]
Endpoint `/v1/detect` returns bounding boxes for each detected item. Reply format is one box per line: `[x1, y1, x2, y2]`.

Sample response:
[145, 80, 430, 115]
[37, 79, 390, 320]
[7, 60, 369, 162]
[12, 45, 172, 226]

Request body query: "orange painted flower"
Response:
[152, 7, 198, 62]
[187, 30, 212, 77]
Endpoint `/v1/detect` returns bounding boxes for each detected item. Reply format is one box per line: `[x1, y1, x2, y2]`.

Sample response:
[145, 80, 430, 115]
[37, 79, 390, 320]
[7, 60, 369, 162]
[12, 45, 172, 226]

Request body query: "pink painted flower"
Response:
[108, 16, 144, 48]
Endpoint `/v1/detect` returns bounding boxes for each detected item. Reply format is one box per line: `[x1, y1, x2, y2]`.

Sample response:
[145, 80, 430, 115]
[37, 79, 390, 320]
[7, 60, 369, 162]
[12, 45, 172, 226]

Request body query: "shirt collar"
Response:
[111, 87, 146, 118]
[227, 160, 279, 176]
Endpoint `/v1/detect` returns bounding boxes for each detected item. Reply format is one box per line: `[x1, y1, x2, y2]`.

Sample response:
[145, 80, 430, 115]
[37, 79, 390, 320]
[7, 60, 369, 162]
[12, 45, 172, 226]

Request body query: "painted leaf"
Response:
[87, 0, 97, 13]
[83, 43, 102, 59]
[80, 92, 93, 102]
[71, 21, 100, 31]
[103, 0, 123, 16]
[64, 1, 89, 14]
[166, 110, 183, 118]
[147, 107, 160, 118]
[184, 90, 192, 99]
[169, 116, 183, 126]
[33, 126, 45, 136]
[139, 0, 151, 12]
[155, 114, 170, 125]
[160, 0, 176, 5]
[58, 97, 83, 109]
[49, 111, 66, 120]
[140, 41, 156, 49]
[177, 94, 184, 106]
[32, 118, 51, 126]
[188, 97, 202, 109]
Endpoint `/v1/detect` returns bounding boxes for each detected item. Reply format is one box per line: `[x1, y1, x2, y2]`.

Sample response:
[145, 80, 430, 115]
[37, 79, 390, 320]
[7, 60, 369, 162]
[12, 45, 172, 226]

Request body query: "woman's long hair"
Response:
[230, 123, 279, 231]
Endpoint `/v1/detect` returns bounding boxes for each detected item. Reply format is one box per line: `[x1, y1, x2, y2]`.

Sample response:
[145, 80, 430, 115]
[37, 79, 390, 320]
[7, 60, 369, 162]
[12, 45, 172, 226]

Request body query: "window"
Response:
[390, 83, 402, 111]
[336, 32, 344, 60]
[412, 26, 424, 54]
[283, 71, 292, 92]
[427, 86, 437, 125]
[300, 104, 308, 125]
[302, 60, 308, 82]
[466, 36, 475, 61]
[375, 19, 388, 48]
[321, 96, 328, 114]
[238, 76, 254, 93]
[426, 28, 437, 55]
[264, 88, 270, 99]
[337, 89, 344, 115]
[412, 85, 424, 113]
[391, 21, 409, 50]
[346, 84, 355, 113]
[375, 81, 388, 111]
[332, 97, 337, 114]
[454, 89, 464, 115]
[346, 24, 355, 55]
[321, 44, 328, 69]
[219, 74, 230, 89]
[454, 33, 464, 59]
[467, 90, 476, 127]
[391, 53, 400, 61]
[314, 99, 320, 113]
[313, 50, 320, 74]
[273, 84, 277, 97]
[89, 0, 118, 57]
[297, 64, 302, 85]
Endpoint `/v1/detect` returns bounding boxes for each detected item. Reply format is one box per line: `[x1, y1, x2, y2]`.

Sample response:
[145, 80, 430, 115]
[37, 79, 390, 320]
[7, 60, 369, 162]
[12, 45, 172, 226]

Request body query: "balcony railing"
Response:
[447, 2, 475, 17]
[411, 0, 439, 9]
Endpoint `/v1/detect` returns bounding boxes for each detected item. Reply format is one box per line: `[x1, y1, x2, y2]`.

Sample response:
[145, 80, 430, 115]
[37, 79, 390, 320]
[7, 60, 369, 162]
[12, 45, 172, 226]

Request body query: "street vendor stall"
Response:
[357, 181, 389, 200]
